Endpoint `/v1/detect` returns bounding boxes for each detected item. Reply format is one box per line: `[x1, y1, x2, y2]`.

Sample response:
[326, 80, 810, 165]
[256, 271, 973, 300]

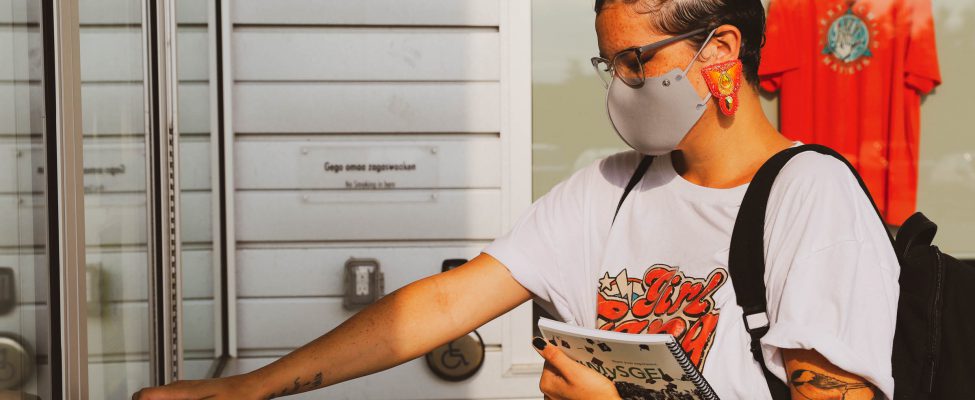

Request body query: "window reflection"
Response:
[0, 0, 51, 398]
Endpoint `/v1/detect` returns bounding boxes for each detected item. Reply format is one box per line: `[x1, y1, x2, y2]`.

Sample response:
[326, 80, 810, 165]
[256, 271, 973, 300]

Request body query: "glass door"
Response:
[78, 0, 154, 397]
[175, 0, 219, 379]
[0, 0, 54, 398]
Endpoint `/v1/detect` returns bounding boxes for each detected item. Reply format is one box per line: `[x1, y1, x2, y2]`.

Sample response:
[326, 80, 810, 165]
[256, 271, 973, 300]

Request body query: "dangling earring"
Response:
[701, 59, 743, 116]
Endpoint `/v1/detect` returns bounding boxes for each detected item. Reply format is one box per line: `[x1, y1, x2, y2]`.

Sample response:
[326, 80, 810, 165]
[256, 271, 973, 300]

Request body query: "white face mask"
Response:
[606, 30, 716, 156]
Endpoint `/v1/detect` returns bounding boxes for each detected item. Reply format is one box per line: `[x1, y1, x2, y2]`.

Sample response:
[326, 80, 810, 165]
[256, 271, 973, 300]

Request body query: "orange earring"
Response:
[700, 59, 743, 116]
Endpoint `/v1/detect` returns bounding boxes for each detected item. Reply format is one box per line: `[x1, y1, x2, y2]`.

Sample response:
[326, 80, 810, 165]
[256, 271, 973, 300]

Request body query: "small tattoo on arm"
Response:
[789, 369, 881, 400]
[263, 371, 326, 399]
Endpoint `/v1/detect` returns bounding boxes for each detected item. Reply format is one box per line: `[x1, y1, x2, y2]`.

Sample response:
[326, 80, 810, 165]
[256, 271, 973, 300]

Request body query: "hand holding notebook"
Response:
[537, 317, 719, 400]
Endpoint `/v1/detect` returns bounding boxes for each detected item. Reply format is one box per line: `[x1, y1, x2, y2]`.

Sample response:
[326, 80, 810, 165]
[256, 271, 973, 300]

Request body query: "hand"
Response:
[533, 337, 622, 400]
[131, 374, 259, 400]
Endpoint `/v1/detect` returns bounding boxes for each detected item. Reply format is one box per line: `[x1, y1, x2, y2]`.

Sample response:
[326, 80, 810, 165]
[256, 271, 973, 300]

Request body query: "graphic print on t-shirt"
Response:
[597, 265, 728, 368]
[819, 0, 881, 74]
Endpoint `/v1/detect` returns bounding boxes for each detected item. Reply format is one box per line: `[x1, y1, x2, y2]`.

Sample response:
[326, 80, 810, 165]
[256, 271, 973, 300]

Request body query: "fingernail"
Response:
[533, 337, 547, 350]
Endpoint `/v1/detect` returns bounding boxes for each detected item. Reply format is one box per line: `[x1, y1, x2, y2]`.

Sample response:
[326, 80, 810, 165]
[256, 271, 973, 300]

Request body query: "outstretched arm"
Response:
[134, 253, 532, 400]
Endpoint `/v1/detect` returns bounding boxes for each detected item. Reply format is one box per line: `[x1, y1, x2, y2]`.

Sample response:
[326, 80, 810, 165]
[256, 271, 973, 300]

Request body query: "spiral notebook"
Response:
[538, 317, 719, 400]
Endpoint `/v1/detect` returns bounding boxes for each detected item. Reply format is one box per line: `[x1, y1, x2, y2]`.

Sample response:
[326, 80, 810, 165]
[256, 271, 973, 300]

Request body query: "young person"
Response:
[135, 0, 899, 398]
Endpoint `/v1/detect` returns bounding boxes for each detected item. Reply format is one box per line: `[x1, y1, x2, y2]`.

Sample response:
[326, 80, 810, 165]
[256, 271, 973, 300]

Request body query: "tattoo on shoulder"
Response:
[789, 369, 881, 400]
[264, 371, 325, 399]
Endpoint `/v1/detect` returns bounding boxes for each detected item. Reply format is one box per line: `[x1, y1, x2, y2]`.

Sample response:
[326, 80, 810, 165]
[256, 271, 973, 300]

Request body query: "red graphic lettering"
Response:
[597, 293, 630, 322]
[597, 265, 728, 369]
[681, 313, 720, 367]
[615, 319, 650, 334]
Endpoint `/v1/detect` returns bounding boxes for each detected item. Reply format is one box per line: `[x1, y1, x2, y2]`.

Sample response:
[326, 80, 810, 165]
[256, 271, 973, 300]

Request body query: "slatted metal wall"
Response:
[227, 0, 537, 398]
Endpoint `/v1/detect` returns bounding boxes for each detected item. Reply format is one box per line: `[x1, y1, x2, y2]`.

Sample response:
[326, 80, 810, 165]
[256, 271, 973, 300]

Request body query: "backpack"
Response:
[614, 144, 975, 399]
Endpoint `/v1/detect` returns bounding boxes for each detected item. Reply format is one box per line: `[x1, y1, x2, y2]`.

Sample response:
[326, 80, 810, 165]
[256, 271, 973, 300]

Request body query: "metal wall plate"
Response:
[0, 334, 34, 390]
[425, 331, 485, 382]
[342, 258, 384, 310]
[0, 268, 15, 316]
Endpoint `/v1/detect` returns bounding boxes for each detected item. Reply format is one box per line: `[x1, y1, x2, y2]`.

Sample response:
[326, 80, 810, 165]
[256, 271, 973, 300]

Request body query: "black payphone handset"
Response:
[424, 259, 486, 382]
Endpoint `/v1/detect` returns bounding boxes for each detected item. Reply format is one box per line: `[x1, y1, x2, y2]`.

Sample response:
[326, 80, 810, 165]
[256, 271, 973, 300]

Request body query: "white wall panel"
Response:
[87, 360, 149, 400]
[0, 194, 45, 247]
[79, 27, 143, 82]
[87, 359, 213, 400]
[0, 303, 47, 355]
[177, 82, 212, 134]
[235, 137, 500, 190]
[0, 250, 208, 306]
[0, 139, 210, 194]
[82, 191, 210, 246]
[86, 300, 214, 356]
[78, 27, 209, 82]
[74, 0, 206, 25]
[235, 189, 501, 242]
[77, 0, 141, 25]
[234, 83, 499, 134]
[83, 193, 148, 246]
[0, 0, 36, 24]
[0, 139, 42, 193]
[233, 29, 499, 81]
[82, 83, 209, 135]
[0, 82, 42, 135]
[81, 142, 146, 194]
[179, 137, 212, 190]
[224, 353, 542, 400]
[177, 27, 210, 81]
[237, 246, 485, 298]
[179, 191, 213, 244]
[81, 83, 144, 136]
[173, 0, 209, 24]
[237, 298, 504, 349]
[85, 249, 214, 302]
[232, 0, 500, 26]
[0, 251, 47, 305]
[226, 3, 535, 395]
[0, 26, 40, 81]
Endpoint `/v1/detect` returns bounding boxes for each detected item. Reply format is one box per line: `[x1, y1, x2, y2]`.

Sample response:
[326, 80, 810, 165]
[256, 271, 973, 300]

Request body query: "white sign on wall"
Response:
[298, 145, 440, 190]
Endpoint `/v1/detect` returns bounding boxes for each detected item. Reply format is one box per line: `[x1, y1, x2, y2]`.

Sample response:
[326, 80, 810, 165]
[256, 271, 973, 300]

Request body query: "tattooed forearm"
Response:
[789, 369, 881, 400]
[263, 371, 325, 399]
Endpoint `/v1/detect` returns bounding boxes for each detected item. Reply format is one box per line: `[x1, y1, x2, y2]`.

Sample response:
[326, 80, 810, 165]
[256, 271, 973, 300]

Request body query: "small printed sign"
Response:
[298, 145, 440, 190]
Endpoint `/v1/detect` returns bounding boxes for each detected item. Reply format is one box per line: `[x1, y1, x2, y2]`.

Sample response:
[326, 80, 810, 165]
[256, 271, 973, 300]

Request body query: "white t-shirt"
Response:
[483, 149, 899, 399]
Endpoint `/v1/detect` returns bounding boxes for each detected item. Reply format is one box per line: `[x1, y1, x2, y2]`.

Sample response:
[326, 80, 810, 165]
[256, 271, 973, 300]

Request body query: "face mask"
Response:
[606, 30, 716, 156]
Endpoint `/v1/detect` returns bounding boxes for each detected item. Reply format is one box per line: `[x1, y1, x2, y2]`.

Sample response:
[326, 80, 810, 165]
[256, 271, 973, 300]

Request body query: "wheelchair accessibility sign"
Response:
[425, 330, 485, 382]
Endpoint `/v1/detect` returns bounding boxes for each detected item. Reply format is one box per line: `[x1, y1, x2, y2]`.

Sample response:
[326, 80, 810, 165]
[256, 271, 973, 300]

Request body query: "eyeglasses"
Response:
[591, 28, 708, 89]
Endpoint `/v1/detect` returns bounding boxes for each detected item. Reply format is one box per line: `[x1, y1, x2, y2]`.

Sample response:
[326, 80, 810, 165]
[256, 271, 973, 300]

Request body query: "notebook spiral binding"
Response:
[665, 341, 720, 400]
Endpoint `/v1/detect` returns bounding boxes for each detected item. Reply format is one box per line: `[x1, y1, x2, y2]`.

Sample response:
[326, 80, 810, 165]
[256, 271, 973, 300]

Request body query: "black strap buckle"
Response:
[743, 311, 770, 363]
[742, 311, 770, 334]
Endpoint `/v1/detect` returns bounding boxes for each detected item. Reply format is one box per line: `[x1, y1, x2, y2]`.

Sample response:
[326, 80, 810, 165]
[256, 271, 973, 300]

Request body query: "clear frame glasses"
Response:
[591, 28, 708, 88]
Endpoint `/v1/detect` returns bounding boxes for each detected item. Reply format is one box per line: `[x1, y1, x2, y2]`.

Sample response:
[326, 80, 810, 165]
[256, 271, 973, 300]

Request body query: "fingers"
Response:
[535, 337, 576, 399]
[532, 336, 575, 373]
[131, 382, 196, 400]
[540, 362, 569, 400]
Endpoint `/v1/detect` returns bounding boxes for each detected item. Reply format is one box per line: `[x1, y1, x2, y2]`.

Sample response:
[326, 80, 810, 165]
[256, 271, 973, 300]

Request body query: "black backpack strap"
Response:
[893, 212, 937, 260]
[614, 155, 654, 224]
[728, 144, 893, 400]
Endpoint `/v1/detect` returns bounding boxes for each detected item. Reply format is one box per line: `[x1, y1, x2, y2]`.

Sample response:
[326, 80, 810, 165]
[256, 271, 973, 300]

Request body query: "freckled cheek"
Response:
[684, 67, 712, 98]
[642, 56, 682, 78]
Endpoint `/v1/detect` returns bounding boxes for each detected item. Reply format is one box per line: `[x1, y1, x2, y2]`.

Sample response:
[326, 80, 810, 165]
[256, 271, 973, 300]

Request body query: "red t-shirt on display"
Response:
[760, 0, 941, 225]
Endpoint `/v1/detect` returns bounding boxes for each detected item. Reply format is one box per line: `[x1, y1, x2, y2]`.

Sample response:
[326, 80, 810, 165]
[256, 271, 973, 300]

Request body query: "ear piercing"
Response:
[701, 59, 743, 116]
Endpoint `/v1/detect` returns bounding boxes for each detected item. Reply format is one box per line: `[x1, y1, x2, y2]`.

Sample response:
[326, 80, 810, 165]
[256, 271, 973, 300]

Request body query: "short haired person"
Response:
[135, 0, 899, 398]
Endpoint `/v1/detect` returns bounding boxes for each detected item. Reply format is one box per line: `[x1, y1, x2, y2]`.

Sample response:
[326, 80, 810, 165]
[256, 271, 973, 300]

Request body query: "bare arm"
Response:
[783, 349, 882, 400]
[134, 253, 532, 400]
